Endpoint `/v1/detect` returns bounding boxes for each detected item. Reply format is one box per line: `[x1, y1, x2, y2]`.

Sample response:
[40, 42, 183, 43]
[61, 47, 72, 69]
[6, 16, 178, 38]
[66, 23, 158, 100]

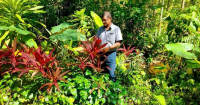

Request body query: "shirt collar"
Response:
[104, 23, 113, 31]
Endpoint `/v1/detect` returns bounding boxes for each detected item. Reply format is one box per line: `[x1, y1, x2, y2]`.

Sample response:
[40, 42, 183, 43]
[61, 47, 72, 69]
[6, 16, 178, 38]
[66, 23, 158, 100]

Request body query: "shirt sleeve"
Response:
[96, 27, 101, 37]
[115, 27, 123, 42]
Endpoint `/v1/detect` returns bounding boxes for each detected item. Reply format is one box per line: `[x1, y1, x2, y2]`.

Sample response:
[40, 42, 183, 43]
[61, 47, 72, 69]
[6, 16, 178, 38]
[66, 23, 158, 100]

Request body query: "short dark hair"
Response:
[102, 11, 112, 18]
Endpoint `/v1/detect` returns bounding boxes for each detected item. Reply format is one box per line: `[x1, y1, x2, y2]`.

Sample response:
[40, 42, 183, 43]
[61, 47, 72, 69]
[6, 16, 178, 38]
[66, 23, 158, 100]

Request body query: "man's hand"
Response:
[100, 46, 110, 54]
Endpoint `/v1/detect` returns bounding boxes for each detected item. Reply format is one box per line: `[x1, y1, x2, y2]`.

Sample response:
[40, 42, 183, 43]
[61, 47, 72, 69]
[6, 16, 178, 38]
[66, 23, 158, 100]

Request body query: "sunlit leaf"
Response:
[188, 22, 196, 33]
[186, 60, 200, 68]
[33, 10, 46, 13]
[25, 39, 38, 48]
[192, 17, 200, 27]
[51, 23, 73, 34]
[16, 14, 25, 23]
[165, 43, 196, 59]
[29, 6, 44, 10]
[153, 95, 166, 105]
[90, 11, 103, 29]
[187, 79, 195, 85]
[67, 97, 75, 104]
[0, 30, 9, 46]
[50, 29, 86, 42]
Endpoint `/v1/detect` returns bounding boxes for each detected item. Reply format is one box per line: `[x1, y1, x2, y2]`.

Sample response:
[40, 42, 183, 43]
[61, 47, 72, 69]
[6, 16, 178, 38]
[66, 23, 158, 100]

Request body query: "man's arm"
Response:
[100, 41, 121, 54]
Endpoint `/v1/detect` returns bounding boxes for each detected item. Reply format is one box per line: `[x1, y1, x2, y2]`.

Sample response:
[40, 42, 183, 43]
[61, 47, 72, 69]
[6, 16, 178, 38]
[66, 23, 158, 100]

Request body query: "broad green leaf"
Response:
[193, 47, 200, 52]
[0, 30, 9, 46]
[192, 18, 200, 27]
[50, 29, 86, 42]
[189, 6, 197, 12]
[188, 22, 196, 33]
[9, 25, 30, 35]
[155, 79, 161, 85]
[3, 96, 8, 101]
[90, 11, 103, 29]
[16, 14, 25, 23]
[70, 88, 77, 96]
[45, 97, 49, 102]
[180, 14, 190, 20]
[64, 45, 79, 55]
[153, 95, 166, 105]
[28, 93, 34, 99]
[51, 23, 73, 34]
[21, 35, 38, 48]
[18, 98, 26, 102]
[67, 97, 75, 104]
[166, 43, 193, 51]
[0, 25, 36, 37]
[13, 93, 17, 98]
[53, 97, 57, 103]
[21, 90, 28, 96]
[0, 26, 9, 30]
[80, 90, 88, 100]
[13, 101, 19, 105]
[165, 43, 197, 59]
[25, 39, 38, 48]
[29, 6, 44, 10]
[186, 60, 200, 68]
[187, 79, 195, 85]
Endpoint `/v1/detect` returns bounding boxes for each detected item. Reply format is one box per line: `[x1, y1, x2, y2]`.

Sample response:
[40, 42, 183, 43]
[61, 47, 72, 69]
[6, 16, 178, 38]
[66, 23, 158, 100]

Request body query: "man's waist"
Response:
[105, 50, 116, 55]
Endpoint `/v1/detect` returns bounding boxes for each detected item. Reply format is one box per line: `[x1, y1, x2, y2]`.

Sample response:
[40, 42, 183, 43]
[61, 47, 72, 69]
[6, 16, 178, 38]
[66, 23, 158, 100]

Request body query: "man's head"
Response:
[102, 11, 112, 28]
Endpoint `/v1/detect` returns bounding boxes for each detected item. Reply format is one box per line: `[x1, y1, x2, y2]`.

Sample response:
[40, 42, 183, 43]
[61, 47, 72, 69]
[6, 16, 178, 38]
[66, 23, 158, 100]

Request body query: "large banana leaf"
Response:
[50, 29, 86, 42]
[90, 11, 103, 29]
[165, 43, 197, 59]
[51, 23, 73, 34]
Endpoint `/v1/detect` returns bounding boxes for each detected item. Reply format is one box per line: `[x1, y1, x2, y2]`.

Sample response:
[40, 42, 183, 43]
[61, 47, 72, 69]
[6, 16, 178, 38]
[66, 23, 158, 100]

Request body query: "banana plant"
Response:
[0, 0, 46, 48]
[165, 43, 200, 68]
[90, 11, 103, 30]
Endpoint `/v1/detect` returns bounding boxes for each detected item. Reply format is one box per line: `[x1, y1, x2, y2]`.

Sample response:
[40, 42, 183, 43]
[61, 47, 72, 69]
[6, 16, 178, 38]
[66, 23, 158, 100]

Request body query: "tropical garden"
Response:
[0, 0, 200, 104]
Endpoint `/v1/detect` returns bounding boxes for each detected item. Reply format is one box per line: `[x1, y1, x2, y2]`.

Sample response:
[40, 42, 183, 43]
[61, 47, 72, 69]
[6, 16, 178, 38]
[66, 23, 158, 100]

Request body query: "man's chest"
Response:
[99, 30, 115, 40]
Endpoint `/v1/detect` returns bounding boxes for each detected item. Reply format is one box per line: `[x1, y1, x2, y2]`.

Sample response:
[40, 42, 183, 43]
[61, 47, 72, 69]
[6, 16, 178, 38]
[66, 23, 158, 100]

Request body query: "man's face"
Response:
[102, 16, 112, 27]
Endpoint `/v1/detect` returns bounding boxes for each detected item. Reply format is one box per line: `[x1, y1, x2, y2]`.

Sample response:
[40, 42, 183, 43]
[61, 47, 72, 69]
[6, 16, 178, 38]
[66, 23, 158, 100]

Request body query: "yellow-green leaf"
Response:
[188, 22, 196, 33]
[16, 14, 25, 23]
[154, 95, 166, 105]
[29, 6, 44, 10]
[90, 11, 103, 29]
[0, 30, 9, 46]
[67, 97, 75, 104]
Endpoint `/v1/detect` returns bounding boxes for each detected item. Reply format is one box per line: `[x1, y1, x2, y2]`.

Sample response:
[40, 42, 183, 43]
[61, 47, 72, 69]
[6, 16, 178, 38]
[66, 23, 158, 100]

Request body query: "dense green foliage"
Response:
[1, 0, 200, 105]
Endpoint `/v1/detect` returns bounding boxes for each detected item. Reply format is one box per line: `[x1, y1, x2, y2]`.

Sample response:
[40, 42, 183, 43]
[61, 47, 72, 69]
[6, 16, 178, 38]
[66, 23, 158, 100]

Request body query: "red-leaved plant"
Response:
[72, 36, 108, 74]
[0, 38, 70, 93]
[81, 36, 107, 63]
[0, 38, 23, 75]
[39, 67, 70, 93]
[117, 44, 136, 57]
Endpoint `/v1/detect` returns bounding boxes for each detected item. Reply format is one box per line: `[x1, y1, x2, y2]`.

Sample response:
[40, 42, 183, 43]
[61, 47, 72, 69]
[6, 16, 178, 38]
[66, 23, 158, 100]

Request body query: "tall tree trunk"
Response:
[158, 0, 164, 35]
[181, 0, 185, 11]
[167, 0, 171, 9]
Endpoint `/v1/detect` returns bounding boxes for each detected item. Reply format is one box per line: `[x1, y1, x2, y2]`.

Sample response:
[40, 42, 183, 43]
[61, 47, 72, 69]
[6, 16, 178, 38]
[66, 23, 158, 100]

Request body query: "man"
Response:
[96, 11, 123, 82]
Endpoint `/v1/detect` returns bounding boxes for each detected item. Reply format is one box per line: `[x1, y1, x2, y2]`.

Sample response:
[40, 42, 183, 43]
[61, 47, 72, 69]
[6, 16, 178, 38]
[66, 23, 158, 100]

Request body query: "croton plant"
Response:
[73, 36, 108, 73]
[0, 38, 70, 93]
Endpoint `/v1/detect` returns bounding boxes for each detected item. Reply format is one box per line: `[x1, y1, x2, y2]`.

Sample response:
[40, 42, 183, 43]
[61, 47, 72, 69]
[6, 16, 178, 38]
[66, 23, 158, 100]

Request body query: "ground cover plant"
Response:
[1, 0, 200, 105]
